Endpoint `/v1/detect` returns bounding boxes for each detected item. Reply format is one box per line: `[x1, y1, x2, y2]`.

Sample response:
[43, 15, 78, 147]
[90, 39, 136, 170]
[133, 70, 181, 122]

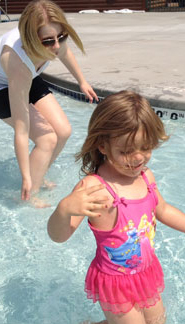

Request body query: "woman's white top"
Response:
[0, 27, 49, 90]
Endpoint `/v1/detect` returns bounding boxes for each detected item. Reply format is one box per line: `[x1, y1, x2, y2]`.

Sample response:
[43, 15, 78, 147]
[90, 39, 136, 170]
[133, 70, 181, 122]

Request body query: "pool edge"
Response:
[41, 72, 185, 111]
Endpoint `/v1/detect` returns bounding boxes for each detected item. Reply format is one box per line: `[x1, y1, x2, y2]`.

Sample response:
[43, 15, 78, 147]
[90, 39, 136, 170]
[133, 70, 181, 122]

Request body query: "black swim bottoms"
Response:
[0, 76, 52, 119]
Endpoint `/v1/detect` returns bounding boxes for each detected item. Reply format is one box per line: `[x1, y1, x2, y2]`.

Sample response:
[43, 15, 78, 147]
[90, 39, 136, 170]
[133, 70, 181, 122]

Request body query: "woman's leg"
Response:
[28, 103, 58, 192]
[28, 93, 71, 192]
[3, 94, 71, 194]
[34, 93, 72, 167]
[3, 105, 58, 195]
[143, 298, 166, 324]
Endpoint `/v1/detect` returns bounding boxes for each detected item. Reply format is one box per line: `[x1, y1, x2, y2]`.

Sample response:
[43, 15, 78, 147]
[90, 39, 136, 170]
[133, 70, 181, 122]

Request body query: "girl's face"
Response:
[38, 22, 67, 56]
[100, 128, 152, 178]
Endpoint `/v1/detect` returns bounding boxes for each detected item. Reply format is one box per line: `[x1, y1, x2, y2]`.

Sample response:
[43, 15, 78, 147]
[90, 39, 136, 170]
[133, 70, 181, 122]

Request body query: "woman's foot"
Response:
[30, 196, 51, 208]
[42, 179, 57, 190]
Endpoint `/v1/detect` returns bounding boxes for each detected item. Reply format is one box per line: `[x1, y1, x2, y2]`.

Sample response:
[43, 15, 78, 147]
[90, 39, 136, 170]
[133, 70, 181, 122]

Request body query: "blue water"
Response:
[0, 91, 185, 324]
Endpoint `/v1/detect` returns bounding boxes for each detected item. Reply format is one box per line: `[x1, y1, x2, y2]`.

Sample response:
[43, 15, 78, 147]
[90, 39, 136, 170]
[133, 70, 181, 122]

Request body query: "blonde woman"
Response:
[0, 0, 98, 207]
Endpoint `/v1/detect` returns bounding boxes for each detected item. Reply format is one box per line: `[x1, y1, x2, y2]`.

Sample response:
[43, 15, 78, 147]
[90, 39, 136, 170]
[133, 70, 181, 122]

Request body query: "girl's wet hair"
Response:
[76, 90, 169, 175]
[19, 0, 84, 61]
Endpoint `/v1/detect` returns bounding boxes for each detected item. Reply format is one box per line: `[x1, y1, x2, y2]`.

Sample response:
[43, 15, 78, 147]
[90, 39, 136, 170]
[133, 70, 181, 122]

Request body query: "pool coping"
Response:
[42, 73, 110, 103]
[41, 73, 185, 110]
[1, 14, 185, 114]
[41, 72, 185, 122]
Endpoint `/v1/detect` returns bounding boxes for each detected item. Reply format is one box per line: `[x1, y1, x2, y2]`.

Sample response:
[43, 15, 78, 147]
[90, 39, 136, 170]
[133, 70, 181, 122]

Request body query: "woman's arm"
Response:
[146, 168, 185, 232]
[1, 46, 32, 200]
[58, 43, 98, 103]
[47, 180, 108, 243]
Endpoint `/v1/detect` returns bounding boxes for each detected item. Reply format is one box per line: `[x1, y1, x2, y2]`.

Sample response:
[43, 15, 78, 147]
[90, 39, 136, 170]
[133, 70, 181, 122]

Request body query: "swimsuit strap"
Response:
[93, 172, 158, 206]
[141, 170, 156, 191]
[93, 174, 117, 199]
[141, 171, 158, 204]
[141, 170, 150, 186]
[95, 172, 151, 192]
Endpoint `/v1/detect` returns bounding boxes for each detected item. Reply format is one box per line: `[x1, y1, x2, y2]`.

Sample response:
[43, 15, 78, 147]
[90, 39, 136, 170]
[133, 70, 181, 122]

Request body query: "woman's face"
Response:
[38, 22, 67, 56]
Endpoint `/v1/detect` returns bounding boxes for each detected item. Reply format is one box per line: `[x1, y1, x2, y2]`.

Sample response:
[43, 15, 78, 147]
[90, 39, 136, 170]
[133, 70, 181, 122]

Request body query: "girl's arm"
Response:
[58, 43, 98, 103]
[1, 46, 32, 200]
[146, 169, 185, 232]
[47, 180, 108, 243]
[156, 191, 185, 232]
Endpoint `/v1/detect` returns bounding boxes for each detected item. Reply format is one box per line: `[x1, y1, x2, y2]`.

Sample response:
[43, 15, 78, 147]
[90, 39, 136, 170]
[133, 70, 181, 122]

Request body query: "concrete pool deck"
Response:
[0, 11, 185, 109]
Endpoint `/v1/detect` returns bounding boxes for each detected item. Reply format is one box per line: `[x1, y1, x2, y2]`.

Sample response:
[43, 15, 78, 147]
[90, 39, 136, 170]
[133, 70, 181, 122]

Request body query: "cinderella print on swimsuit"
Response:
[104, 214, 156, 275]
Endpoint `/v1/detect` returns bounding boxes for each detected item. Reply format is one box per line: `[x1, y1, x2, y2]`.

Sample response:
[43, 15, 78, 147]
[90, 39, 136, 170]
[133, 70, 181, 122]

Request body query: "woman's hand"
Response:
[60, 180, 108, 218]
[80, 81, 99, 103]
[59, 47, 99, 103]
[21, 176, 32, 201]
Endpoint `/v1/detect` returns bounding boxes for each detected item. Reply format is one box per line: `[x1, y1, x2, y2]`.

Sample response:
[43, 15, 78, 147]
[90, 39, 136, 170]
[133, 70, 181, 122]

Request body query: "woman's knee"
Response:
[37, 131, 58, 152]
[57, 122, 72, 144]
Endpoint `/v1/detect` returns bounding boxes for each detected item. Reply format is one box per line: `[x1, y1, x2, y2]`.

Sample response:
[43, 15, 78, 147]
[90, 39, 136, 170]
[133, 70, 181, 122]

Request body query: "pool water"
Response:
[0, 91, 185, 324]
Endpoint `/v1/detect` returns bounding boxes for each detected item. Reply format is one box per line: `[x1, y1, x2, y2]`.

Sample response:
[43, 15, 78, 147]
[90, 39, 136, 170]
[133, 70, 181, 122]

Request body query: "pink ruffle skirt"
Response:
[85, 254, 165, 314]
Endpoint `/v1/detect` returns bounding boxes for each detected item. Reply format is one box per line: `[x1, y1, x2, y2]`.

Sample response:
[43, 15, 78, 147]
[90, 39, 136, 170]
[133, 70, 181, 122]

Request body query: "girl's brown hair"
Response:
[18, 0, 84, 61]
[76, 90, 169, 174]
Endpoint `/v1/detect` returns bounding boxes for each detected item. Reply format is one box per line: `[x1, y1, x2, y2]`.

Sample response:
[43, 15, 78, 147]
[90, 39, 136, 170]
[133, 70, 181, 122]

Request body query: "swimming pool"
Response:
[0, 91, 185, 324]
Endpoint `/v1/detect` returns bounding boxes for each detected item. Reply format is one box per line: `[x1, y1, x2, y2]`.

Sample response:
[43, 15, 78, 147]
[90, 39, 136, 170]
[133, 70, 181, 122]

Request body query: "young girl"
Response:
[47, 90, 185, 324]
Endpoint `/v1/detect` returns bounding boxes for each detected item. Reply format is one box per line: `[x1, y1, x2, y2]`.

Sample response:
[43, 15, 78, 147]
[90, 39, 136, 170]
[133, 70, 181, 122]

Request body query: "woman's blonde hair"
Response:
[76, 90, 169, 174]
[18, 0, 84, 60]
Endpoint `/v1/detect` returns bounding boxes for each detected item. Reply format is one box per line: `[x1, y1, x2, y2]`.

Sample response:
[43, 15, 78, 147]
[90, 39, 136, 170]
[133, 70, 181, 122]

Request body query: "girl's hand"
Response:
[61, 180, 108, 218]
[21, 177, 32, 201]
[80, 81, 99, 103]
[48, 180, 109, 242]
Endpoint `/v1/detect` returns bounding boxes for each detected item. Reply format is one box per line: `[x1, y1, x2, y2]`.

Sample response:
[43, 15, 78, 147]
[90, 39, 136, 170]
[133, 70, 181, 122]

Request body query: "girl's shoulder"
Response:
[81, 174, 102, 187]
[144, 167, 156, 184]
[79, 174, 112, 199]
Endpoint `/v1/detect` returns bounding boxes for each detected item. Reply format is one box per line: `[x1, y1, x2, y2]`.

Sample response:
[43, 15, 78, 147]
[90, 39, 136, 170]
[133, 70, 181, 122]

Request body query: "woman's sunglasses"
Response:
[41, 33, 68, 47]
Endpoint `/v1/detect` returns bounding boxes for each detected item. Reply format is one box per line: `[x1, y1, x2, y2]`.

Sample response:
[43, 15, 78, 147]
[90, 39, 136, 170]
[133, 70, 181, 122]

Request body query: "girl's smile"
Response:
[100, 128, 152, 178]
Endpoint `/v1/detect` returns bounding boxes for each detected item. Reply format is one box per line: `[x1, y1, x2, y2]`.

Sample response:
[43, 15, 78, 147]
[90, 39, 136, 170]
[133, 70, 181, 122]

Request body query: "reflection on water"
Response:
[0, 92, 185, 324]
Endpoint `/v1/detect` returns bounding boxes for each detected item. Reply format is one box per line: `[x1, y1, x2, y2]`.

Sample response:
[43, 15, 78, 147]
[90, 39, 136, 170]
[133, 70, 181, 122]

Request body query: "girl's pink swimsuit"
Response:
[85, 172, 164, 314]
